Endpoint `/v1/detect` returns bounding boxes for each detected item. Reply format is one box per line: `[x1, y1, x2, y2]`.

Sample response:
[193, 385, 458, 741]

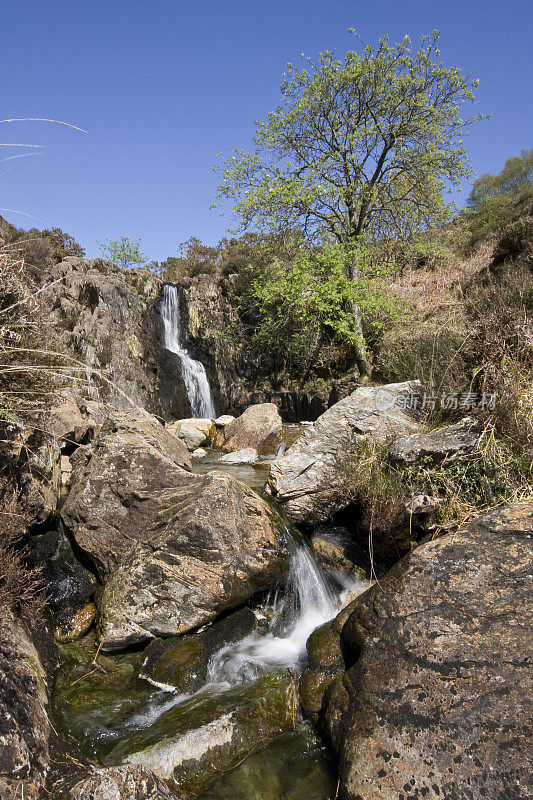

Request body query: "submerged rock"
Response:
[310, 525, 368, 579]
[68, 766, 176, 800]
[0, 610, 51, 800]
[109, 671, 297, 797]
[268, 382, 420, 528]
[215, 403, 282, 455]
[325, 502, 533, 800]
[54, 602, 96, 643]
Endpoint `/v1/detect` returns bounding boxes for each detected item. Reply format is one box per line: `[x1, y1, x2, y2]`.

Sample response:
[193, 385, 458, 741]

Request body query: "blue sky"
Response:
[2, 0, 532, 262]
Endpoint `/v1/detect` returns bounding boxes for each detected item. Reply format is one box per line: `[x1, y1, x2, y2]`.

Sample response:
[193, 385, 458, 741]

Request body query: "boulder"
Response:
[214, 414, 235, 428]
[0, 610, 51, 800]
[97, 471, 286, 649]
[389, 416, 482, 465]
[167, 418, 215, 451]
[215, 403, 282, 455]
[61, 406, 191, 578]
[140, 607, 257, 692]
[220, 447, 258, 465]
[69, 766, 176, 800]
[268, 382, 420, 527]
[108, 671, 297, 797]
[325, 502, 533, 800]
[61, 406, 285, 649]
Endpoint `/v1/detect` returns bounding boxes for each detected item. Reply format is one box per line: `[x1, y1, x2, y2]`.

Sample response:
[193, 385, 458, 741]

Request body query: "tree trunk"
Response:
[348, 257, 371, 377]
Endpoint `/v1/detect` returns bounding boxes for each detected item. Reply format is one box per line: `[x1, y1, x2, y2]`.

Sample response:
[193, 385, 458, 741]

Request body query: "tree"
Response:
[215, 30, 484, 252]
[467, 148, 533, 211]
[98, 236, 149, 269]
[245, 243, 401, 383]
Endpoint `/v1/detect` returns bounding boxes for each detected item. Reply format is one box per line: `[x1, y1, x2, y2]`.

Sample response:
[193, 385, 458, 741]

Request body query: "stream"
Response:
[52, 447, 368, 798]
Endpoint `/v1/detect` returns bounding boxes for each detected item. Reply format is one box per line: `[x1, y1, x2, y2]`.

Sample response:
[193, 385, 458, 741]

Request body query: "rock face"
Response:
[0, 610, 51, 800]
[389, 416, 482, 465]
[61, 406, 285, 649]
[69, 767, 176, 800]
[325, 502, 533, 800]
[45, 257, 193, 418]
[216, 403, 283, 454]
[268, 382, 420, 526]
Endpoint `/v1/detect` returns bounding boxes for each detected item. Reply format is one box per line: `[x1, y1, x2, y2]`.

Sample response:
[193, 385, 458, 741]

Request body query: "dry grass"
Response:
[0, 490, 44, 614]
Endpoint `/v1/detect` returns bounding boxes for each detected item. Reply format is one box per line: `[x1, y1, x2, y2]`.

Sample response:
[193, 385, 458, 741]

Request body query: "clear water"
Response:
[160, 283, 216, 418]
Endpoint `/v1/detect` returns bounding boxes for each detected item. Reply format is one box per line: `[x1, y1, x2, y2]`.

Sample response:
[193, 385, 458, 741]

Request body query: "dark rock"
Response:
[0, 609, 51, 800]
[325, 502, 533, 800]
[140, 607, 257, 692]
[26, 530, 97, 633]
[389, 416, 482, 465]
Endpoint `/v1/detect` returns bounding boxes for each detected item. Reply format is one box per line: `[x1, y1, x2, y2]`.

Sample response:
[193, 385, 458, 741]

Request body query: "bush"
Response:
[0, 491, 44, 615]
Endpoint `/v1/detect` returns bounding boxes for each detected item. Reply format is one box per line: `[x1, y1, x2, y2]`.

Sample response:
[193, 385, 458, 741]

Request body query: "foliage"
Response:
[463, 148, 533, 251]
[2, 222, 85, 268]
[341, 429, 530, 547]
[98, 235, 150, 269]
[215, 30, 484, 246]
[243, 243, 401, 377]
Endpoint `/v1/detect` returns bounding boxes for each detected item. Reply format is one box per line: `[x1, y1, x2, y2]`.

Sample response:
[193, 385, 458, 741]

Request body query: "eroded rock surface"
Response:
[0, 610, 50, 800]
[69, 766, 176, 800]
[325, 502, 533, 800]
[268, 382, 420, 526]
[389, 416, 482, 465]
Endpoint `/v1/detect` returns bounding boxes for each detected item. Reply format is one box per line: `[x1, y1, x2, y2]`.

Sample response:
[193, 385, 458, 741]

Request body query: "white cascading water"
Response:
[206, 542, 367, 685]
[160, 283, 216, 419]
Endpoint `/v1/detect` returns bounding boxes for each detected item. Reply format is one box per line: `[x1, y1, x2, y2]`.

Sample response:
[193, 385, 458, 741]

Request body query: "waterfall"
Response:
[160, 284, 216, 419]
[206, 542, 367, 685]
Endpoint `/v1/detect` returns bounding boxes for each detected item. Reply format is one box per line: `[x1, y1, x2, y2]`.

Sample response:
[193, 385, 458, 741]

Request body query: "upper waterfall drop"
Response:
[160, 283, 216, 419]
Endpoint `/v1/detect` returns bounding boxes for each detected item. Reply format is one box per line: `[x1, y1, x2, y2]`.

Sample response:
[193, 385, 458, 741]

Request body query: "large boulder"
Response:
[61, 406, 191, 577]
[61, 407, 285, 649]
[268, 382, 420, 526]
[167, 418, 215, 451]
[325, 502, 533, 800]
[0, 610, 51, 800]
[215, 403, 282, 454]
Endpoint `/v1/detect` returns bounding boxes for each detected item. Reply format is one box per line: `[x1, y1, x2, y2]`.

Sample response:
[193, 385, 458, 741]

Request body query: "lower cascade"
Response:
[160, 282, 216, 418]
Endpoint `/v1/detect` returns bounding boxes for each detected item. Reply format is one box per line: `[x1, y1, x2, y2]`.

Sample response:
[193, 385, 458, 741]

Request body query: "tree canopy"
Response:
[98, 236, 149, 269]
[215, 30, 485, 245]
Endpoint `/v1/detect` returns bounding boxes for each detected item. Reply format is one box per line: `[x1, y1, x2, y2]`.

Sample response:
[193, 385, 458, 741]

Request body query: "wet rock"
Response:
[389, 416, 482, 465]
[69, 766, 176, 800]
[215, 403, 282, 455]
[54, 602, 96, 643]
[268, 382, 420, 527]
[0, 609, 50, 800]
[325, 502, 533, 800]
[26, 530, 97, 633]
[310, 525, 367, 579]
[220, 448, 258, 465]
[109, 671, 298, 797]
[167, 418, 215, 451]
[141, 607, 257, 692]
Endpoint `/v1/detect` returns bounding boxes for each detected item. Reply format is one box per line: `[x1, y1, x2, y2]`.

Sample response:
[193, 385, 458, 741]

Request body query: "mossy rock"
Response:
[140, 607, 257, 692]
